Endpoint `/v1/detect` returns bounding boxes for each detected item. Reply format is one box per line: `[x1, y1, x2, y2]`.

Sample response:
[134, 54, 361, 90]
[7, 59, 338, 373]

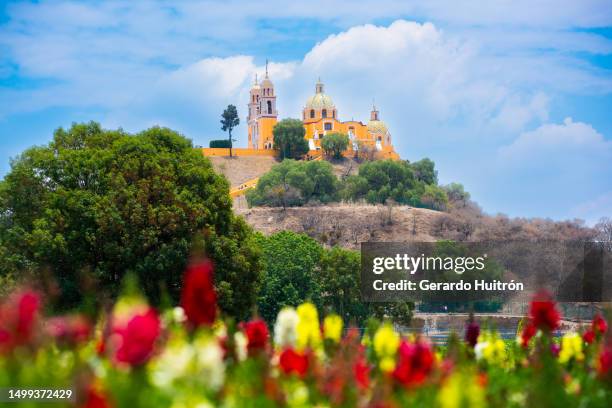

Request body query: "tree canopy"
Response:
[221, 104, 240, 157]
[0, 122, 261, 317]
[321, 132, 349, 159]
[246, 159, 338, 208]
[273, 119, 309, 160]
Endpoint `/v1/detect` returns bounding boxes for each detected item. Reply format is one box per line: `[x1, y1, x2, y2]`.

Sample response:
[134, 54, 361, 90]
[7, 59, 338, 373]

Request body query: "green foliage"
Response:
[221, 104, 240, 156]
[255, 231, 323, 323]
[246, 159, 337, 208]
[411, 158, 438, 185]
[319, 246, 369, 325]
[0, 122, 261, 317]
[273, 119, 309, 160]
[342, 159, 419, 205]
[209, 139, 231, 148]
[444, 182, 471, 206]
[249, 157, 453, 210]
[321, 132, 349, 159]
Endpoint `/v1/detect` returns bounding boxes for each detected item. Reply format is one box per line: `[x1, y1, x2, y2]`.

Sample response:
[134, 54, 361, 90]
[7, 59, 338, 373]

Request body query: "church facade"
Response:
[247, 70, 399, 160]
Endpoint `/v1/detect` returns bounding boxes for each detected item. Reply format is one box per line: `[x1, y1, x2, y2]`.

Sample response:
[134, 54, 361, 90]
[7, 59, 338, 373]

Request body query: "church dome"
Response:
[305, 79, 335, 110]
[367, 120, 388, 134]
[261, 77, 273, 88]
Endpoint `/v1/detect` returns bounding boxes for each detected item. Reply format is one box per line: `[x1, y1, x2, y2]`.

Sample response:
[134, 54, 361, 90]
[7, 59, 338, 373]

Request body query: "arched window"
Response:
[332, 110, 335, 118]
[267, 100, 272, 114]
[322, 109, 327, 118]
[310, 109, 315, 118]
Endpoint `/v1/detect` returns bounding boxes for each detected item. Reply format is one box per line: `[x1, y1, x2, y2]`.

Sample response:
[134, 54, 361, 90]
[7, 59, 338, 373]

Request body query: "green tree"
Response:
[443, 182, 471, 207]
[318, 246, 369, 324]
[321, 132, 349, 159]
[420, 184, 449, 211]
[221, 104, 240, 157]
[0, 122, 261, 317]
[256, 231, 323, 323]
[410, 158, 438, 185]
[273, 119, 309, 160]
[246, 159, 337, 207]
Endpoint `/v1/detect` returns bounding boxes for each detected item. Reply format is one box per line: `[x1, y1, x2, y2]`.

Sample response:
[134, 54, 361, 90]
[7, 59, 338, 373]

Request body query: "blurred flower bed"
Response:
[0, 260, 611, 407]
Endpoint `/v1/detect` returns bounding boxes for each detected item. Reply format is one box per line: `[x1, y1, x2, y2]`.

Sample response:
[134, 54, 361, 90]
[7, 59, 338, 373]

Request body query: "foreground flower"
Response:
[323, 314, 343, 343]
[0, 289, 41, 353]
[475, 331, 506, 366]
[242, 318, 269, 355]
[558, 333, 584, 364]
[180, 259, 217, 328]
[393, 339, 435, 386]
[438, 372, 486, 408]
[279, 348, 309, 377]
[274, 307, 298, 348]
[592, 314, 608, 336]
[465, 320, 480, 348]
[373, 324, 400, 372]
[107, 298, 161, 367]
[47, 314, 92, 347]
[193, 334, 226, 391]
[529, 290, 560, 332]
[296, 302, 321, 350]
[519, 322, 537, 348]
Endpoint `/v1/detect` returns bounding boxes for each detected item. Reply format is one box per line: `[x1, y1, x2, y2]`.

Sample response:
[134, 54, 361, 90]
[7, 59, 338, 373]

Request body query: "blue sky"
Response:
[0, 0, 611, 223]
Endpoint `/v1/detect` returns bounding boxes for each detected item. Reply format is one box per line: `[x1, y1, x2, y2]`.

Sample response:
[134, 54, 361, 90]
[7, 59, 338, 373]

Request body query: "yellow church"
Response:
[246, 69, 399, 160]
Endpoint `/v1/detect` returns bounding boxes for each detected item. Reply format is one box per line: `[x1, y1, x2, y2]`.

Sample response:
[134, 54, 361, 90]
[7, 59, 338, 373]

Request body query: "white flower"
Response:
[172, 306, 186, 323]
[274, 307, 299, 348]
[474, 341, 488, 361]
[194, 335, 225, 391]
[234, 331, 248, 362]
[150, 336, 194, 388]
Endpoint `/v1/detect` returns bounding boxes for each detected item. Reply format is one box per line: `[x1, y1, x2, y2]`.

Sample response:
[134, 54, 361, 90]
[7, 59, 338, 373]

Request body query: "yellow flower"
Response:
[373, 324, 399, 372]
[323, 314, 343, 343]
[474, 331, 507, 366]
[559, 333, 584, 364]
[296, 302, 321, 350]
[439, 372, 485, 408]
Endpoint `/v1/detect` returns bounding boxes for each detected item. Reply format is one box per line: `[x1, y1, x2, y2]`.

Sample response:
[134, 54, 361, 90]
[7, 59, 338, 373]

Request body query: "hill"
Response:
[210, 155, 596, 246]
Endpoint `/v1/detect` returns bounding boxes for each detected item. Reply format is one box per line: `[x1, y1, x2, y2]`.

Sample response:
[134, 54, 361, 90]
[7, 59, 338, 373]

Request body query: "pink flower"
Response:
[392, 340, 434, 387]
[180, 260, 217, 328]
[109, 308, 161, 367]
[0, 289, 41, 353]
[47, 315, 92, 347]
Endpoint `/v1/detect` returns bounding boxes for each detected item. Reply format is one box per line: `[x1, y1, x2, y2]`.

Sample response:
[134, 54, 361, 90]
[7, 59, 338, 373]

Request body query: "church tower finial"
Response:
[315, 77, 324, 94]
[370, 99, 379, 121]
[265, 59, 269, 78]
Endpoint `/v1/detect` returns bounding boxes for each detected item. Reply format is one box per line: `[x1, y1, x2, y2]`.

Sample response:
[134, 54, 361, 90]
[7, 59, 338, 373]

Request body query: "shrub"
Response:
[209, 139, 231, 148]
[246, 159, 338, 207]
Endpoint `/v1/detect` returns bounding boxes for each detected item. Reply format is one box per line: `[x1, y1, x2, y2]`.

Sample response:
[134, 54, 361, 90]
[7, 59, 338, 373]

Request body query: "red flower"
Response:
[47, 315, 92, 347]
[529, 291, 560, 332]
[180, 260, 217, 328]
[592, 314, 608, 336]
[279, 348, 308, 377]
[0, 289, 41, 353]
[465, 321, 480, 348]
[520, 322, 537, 347]
[583, 330, 595, 344]
[82, 386, 113, 408]
[243, 319, 269, 354]
[598, 346, 612, 377]
[110, 308, 160, 367]
[392, 340, 434, 387]
[353, 358, 370, 389]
